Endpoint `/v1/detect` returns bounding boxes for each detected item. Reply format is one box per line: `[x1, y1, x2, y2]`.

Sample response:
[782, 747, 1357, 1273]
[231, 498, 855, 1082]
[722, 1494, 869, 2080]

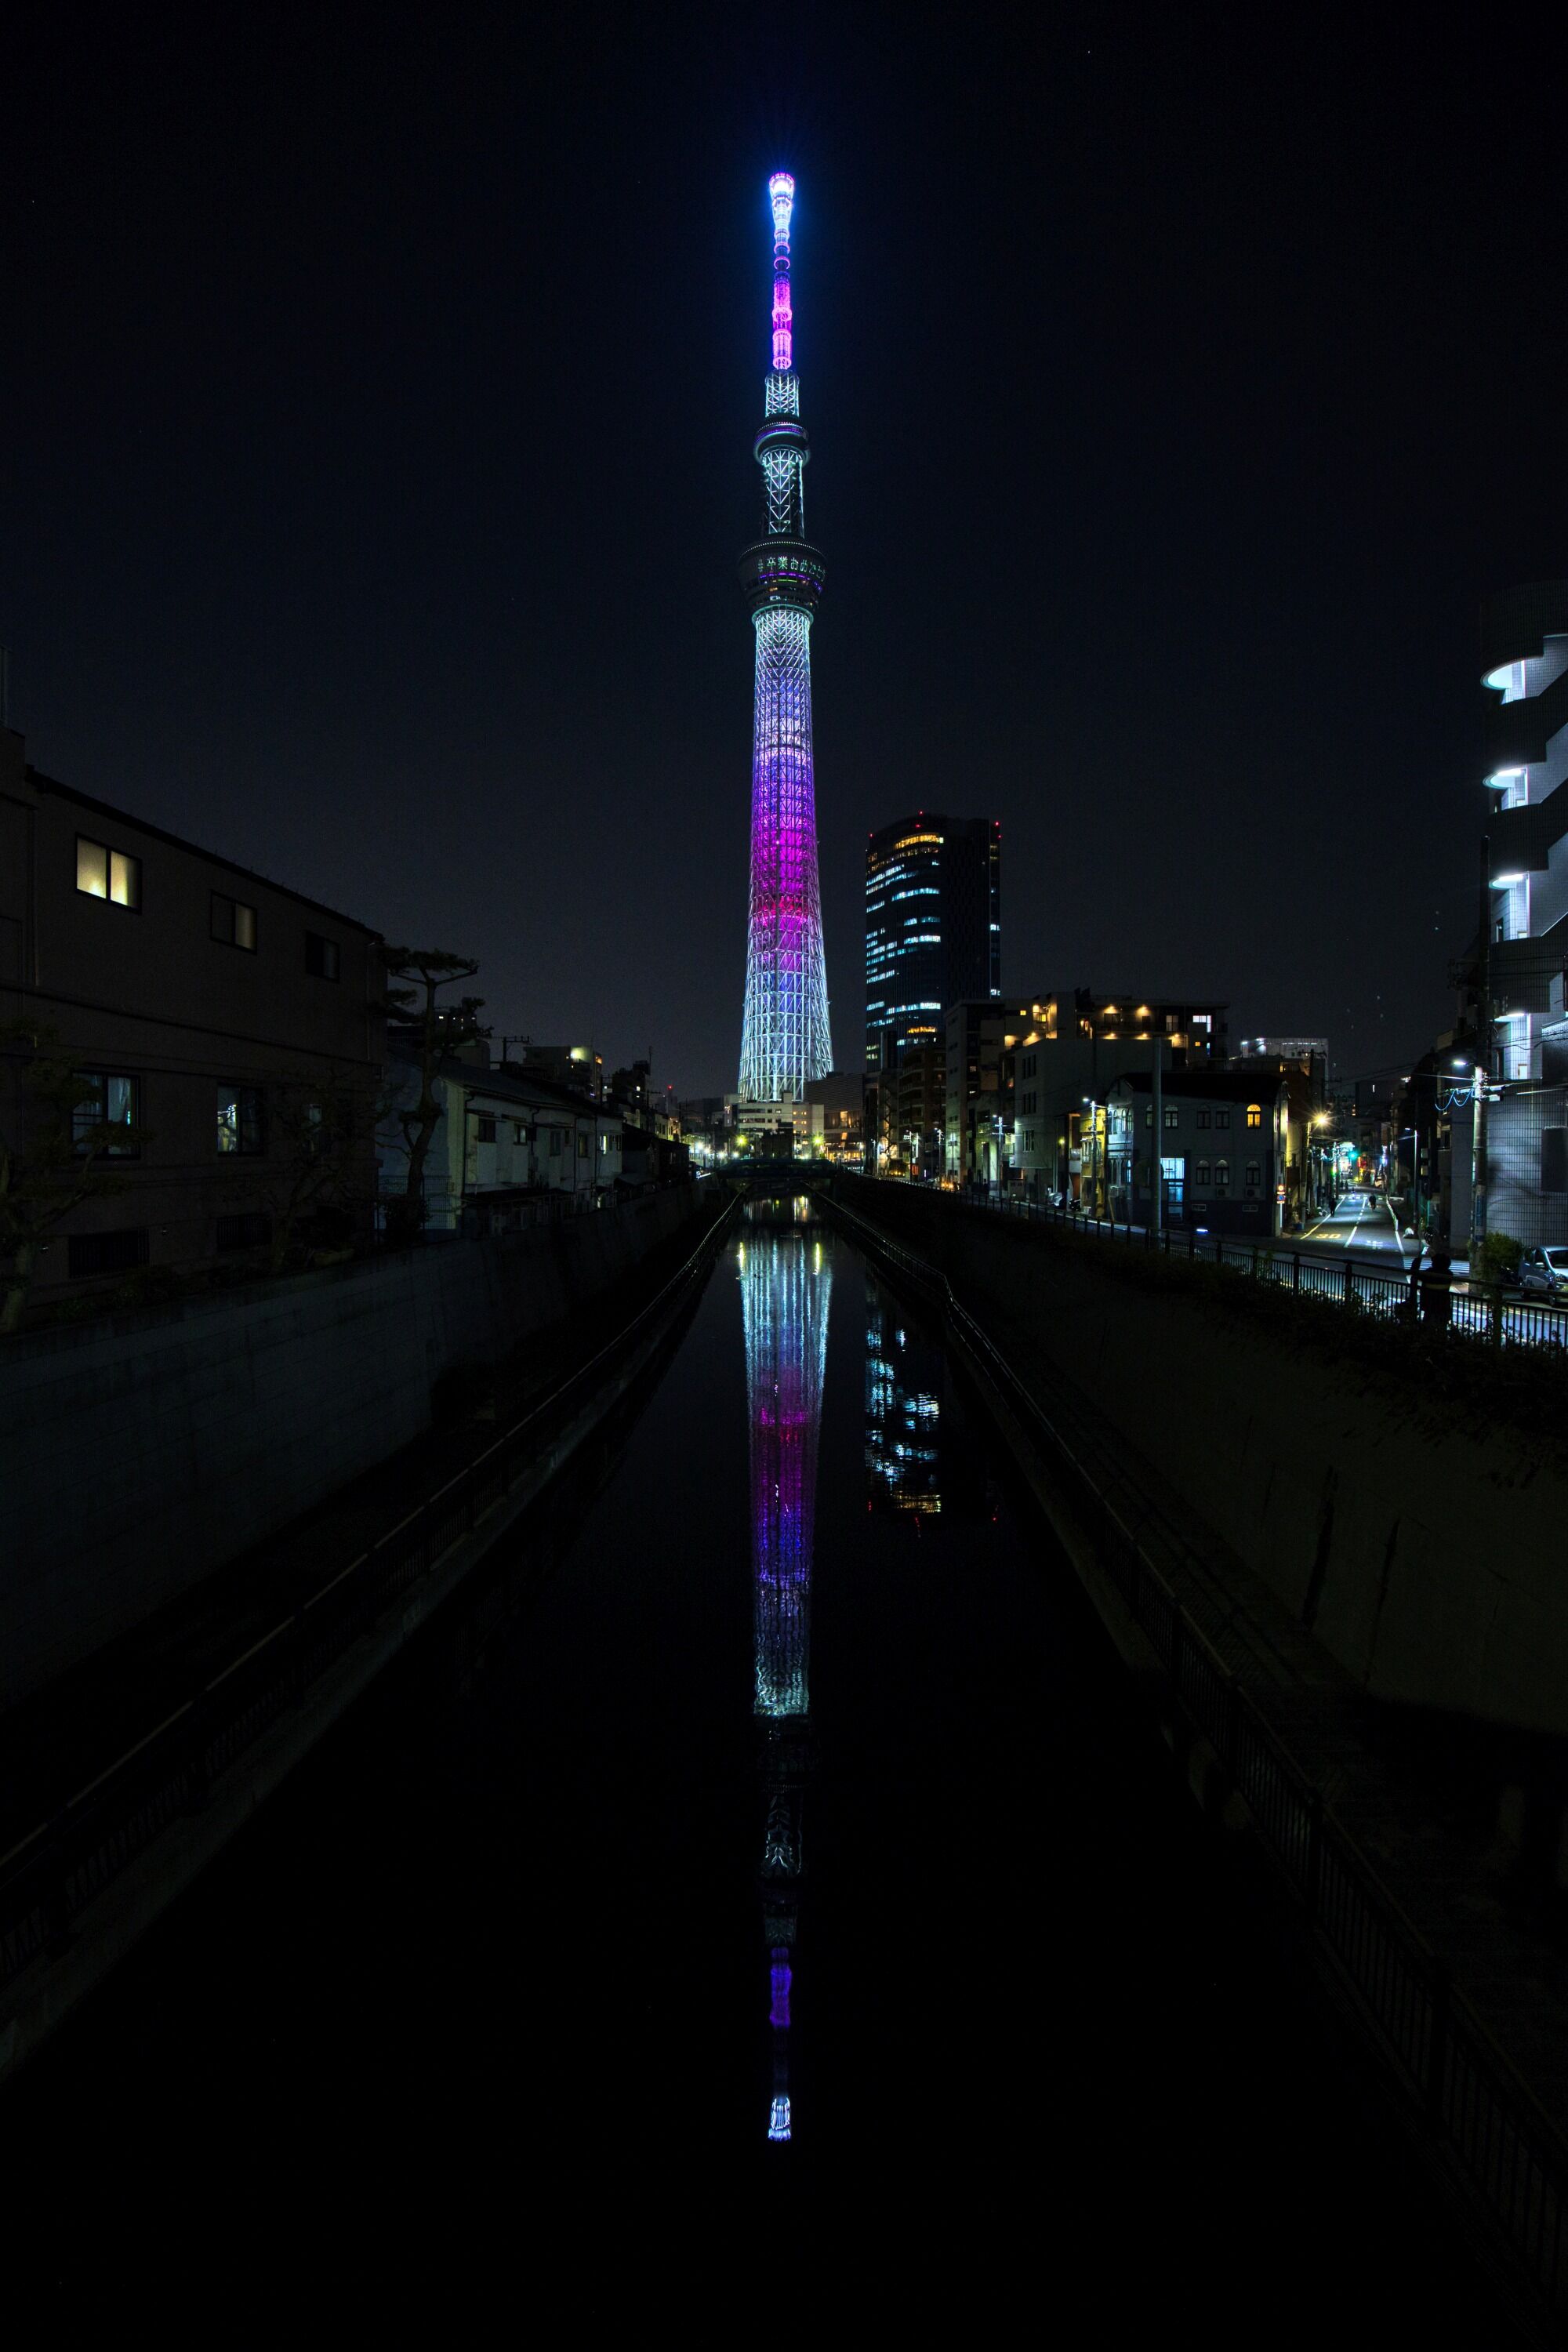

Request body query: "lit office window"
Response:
[77, 836, 141, 909]
[216, 1082, 264, 1155]
[73, 1071, 142, 1155]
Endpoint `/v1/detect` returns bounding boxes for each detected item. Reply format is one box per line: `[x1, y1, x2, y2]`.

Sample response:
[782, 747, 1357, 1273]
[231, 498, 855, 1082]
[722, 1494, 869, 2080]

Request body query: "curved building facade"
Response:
[863, 812, 1000, 1077]
[1473, 581, 1568, 1244]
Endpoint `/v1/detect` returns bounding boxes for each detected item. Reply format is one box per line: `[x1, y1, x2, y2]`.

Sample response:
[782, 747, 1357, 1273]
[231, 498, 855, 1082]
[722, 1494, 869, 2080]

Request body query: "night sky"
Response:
[5, 8, 1565, 1095]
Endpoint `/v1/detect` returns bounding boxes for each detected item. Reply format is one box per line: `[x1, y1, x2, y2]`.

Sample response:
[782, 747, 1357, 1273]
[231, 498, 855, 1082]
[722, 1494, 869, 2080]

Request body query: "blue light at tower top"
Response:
[768, 173, 795, 371]
[739, 169, 833, 1105]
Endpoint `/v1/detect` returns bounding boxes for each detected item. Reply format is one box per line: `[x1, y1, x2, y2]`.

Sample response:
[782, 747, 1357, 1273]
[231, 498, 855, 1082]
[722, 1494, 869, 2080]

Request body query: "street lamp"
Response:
[1310, 1109, 1330, 1218]
[1082, 1096, 1101, 1217]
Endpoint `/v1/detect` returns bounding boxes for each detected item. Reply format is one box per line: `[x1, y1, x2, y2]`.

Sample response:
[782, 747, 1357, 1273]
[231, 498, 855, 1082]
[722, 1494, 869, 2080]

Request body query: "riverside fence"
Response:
[956, 1189, 1568, 1352]
[833, 1189, 1568, 2339]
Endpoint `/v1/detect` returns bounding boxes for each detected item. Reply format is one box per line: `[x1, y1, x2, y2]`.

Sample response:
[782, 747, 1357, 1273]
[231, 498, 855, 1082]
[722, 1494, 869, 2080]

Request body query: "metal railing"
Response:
[939, 1188, 1568, 1352]
[830, 1188, 1568, 2332]
[0, 1195, 735, 2019]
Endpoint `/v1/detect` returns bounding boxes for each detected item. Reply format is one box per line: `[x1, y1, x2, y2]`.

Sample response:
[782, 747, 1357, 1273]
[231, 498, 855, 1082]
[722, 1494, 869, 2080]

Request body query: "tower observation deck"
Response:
[738, 172, 833, 1105]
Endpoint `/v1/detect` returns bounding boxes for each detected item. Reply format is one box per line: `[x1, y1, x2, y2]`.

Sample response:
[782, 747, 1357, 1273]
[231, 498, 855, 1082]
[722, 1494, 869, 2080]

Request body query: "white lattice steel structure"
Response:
[738, 173, 832, 1104]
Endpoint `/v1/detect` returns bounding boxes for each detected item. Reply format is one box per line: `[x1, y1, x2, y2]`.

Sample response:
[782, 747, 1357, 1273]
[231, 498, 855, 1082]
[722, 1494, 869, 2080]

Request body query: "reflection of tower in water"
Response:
[739, 1210, 832, 2144]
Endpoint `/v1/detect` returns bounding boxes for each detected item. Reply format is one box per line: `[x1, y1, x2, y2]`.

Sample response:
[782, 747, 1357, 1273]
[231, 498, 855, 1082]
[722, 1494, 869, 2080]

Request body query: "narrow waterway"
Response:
[8, 1200, 1522, 2328]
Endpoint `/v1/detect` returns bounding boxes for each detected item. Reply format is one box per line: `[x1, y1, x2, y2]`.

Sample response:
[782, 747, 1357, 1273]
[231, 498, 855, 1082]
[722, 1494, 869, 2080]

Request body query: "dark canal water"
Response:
[8, 1200, 1522, 2328]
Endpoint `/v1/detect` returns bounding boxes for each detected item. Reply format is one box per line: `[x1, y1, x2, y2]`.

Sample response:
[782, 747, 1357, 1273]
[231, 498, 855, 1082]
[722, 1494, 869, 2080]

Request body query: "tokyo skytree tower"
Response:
[737, 172, 833, 1102]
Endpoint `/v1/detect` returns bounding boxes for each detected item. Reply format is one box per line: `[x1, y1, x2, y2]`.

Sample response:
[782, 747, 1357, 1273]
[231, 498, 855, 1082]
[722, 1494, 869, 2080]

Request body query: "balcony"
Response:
[1489, 778, 1568, 878]
[1490, 938, 1568, 1017]
[1484, 664, 1568, 773]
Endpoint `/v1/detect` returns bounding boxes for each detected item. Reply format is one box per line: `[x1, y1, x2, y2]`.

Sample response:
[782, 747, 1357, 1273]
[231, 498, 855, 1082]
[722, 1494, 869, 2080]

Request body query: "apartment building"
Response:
[0, 726, 383, 1305]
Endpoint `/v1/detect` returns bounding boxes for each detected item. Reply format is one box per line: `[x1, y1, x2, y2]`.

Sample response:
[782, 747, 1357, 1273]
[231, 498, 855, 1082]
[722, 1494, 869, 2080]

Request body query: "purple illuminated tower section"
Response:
[740, 1218, 833, 2143]
[738, 172, 833, 1103]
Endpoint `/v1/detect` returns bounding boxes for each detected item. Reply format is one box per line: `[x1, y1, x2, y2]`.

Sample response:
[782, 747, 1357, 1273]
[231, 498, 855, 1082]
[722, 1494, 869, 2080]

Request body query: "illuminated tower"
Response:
[738, 172, 833, 1104]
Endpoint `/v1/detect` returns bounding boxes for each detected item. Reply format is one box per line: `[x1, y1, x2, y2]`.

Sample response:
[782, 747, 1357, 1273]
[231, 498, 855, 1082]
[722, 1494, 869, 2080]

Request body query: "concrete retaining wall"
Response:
[840, 1178, 1568, 1733]
[1, 1186, 704, 1707]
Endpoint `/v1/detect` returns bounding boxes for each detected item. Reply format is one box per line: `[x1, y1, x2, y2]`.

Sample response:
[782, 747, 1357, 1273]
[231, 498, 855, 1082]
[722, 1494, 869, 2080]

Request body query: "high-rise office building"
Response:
[737, 172, 832, 1105]
[864, 813, 1000, 1078]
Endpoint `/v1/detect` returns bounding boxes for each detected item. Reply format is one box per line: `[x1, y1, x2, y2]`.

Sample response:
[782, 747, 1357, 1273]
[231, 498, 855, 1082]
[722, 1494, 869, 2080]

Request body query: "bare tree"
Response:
[381, 948, 487, 1239]
[252, 1065, 383, 1273]
[0, 1020, 152, 1334]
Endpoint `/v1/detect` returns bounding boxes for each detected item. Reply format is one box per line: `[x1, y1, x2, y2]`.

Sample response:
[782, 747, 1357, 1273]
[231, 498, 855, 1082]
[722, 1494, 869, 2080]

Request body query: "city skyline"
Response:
[4, 16, 1565, 1095]
[5, 13, 1568, 2304]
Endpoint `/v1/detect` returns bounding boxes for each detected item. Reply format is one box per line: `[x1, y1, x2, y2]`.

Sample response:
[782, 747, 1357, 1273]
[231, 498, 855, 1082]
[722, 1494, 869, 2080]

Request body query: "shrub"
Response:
[1476, 1231, 1523, 1284]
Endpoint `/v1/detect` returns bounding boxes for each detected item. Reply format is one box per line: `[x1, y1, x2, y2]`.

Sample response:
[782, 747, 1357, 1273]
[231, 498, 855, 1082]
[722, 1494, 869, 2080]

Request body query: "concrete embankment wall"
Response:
[839, 1178, 1568, 1733]
[1, 1186, 706, 1708]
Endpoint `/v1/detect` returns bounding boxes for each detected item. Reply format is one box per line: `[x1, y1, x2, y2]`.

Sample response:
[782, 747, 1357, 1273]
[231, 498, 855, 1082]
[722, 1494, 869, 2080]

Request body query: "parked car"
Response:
[1518, 1246, 1568, 1300]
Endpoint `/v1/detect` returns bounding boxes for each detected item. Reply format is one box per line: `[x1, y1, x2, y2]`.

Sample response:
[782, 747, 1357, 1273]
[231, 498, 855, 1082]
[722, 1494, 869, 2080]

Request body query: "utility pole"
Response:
[1151, 1032, 1163, 1238]
[1472, 832, 1492, 1259]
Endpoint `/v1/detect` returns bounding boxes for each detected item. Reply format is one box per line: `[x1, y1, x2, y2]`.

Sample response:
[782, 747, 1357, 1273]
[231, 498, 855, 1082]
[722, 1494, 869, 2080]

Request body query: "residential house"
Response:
[1006, 990, 1229, 1206]
[0, 724, 383, 1306]
[1105, 1069, 1288, 1234]
[380, 1038, 622, 1232]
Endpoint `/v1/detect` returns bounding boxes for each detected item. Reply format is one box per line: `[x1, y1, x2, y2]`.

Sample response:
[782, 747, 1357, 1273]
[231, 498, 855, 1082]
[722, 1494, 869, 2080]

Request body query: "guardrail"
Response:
[942, 1189, 1568, 1352]
[0, 1194, 735, 2021]
[831, 1189, 1568, 2335]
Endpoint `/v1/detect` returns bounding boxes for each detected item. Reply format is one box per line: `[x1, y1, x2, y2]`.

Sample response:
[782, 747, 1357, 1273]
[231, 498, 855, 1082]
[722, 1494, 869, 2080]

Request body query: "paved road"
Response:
[973, 1187, 1568, 1338]
[1295, 1193, 1429, 1273]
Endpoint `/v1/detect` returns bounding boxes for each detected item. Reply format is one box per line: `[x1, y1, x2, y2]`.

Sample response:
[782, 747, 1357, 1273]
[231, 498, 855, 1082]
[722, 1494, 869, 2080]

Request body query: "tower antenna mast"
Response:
[737, 172, 833, 1105]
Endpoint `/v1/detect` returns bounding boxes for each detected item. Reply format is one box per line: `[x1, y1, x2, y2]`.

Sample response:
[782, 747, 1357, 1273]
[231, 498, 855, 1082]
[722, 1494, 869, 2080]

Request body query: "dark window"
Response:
[1215, 1158, 1230, 1189]
[73, 1071, 141, 1156]
[1196, 1109, 1210, 1129]
[67, 1227, 148, 1279]
[305, 931, 341, 980]
[216, 1210, 271, 1252]
[1196, 1160, 1211, 1185]
[1544, 1128, 1567, 1195]
[212, 892, 257, 950]
[1164, 1105, 1178, 1128]
[216, 1082, 264, 1155]
[477, 1115, 496, 1143]
[76, 835, 140, 911]
[1214, 1109, 1231, 1130]
[1245, 1160, 1261, 1187]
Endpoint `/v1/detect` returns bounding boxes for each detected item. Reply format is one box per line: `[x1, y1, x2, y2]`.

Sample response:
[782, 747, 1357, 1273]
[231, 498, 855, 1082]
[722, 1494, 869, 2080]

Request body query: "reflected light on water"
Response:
[740, 1209, 833, 2145]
